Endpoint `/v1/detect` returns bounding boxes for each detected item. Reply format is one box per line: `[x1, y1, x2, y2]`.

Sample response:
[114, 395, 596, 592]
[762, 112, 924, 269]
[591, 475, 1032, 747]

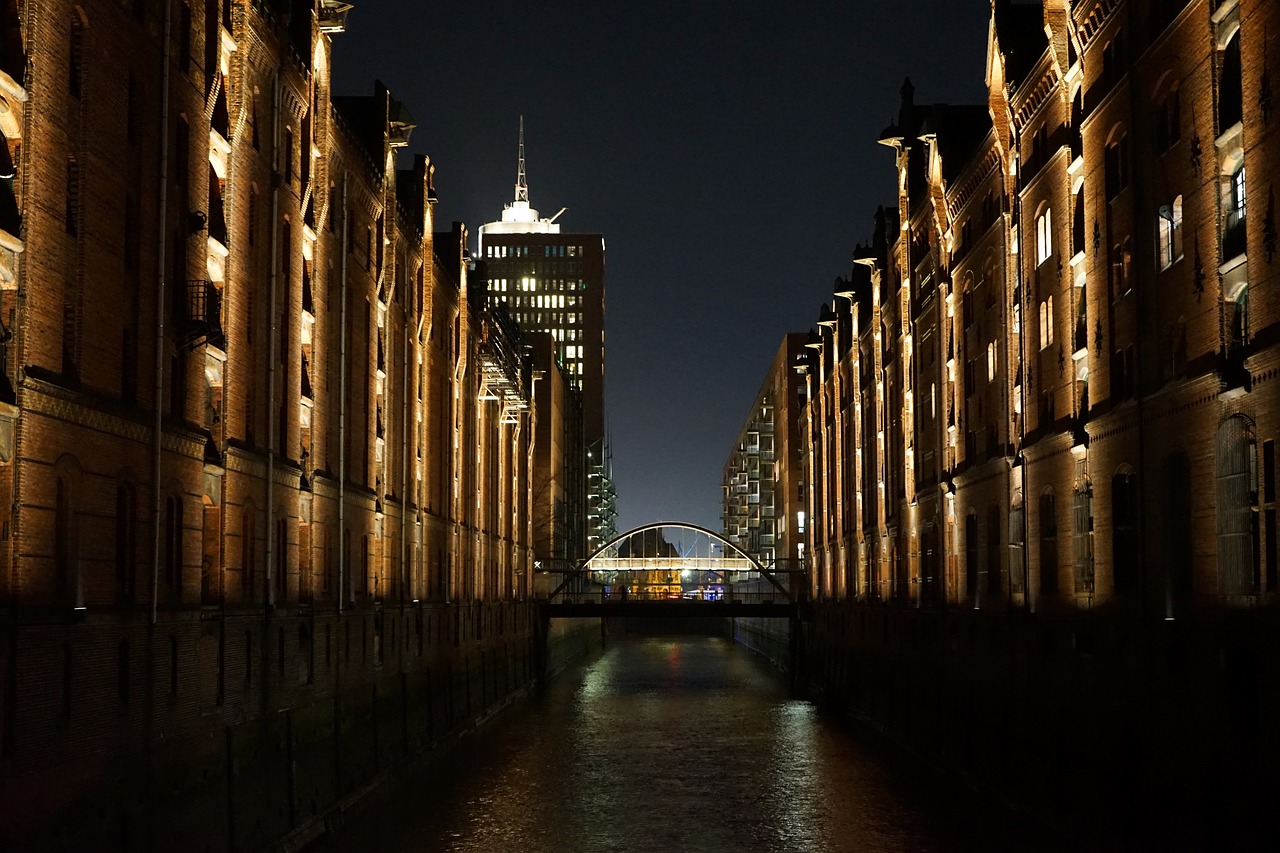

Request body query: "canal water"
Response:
[319, 634, 1040, 853]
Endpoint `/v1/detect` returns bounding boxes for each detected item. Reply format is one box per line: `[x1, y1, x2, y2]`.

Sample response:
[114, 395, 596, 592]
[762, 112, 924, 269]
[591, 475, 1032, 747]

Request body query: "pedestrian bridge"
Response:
[539, 522, 800, 619]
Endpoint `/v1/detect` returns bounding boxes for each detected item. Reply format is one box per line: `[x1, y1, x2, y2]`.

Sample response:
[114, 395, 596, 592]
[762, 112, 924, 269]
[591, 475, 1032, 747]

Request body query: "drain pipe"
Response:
[151, 0, 174, 626]
[265, 69, 281, 608]
[338, 174, 348, 612]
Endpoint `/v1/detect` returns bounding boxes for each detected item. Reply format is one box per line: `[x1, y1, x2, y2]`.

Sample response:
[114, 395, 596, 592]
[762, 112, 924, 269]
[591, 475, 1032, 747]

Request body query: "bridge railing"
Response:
[546, 569, 795, 605]
[553, 586, 793, 605]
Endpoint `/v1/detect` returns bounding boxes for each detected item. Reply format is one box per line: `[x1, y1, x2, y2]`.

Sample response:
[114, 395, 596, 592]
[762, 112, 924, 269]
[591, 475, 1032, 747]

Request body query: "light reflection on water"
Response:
[321, 636, 1022, 853]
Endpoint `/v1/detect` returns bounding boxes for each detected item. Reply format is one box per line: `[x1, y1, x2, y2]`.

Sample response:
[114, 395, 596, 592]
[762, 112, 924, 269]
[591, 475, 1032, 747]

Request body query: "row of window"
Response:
[483, 244, 585, 259]
[490, 277, 587, 293]
[504, 293, 580, 309]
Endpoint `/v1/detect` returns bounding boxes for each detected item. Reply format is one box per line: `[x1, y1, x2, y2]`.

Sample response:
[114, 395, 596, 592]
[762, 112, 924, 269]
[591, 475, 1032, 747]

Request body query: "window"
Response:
[1157, 195, 1184, 270]
[1073, 481, 1094, 593]
[1105, 136, 1129, 200]
[1265, 441, 1277, 592]
[165, 495, 182, 596]
[1073, 187, 1085, 256]
[1110, 240, 1133, 300]
[1230, 166, 1246, 224]
[987, 342, 996, 382]
[1155, 85, 1181, 153]
[1039, 297, 1054, 349]
[1036, 208, 1053, 265]
[1218, 29, 1242, 131]
[1112, 470, 1139, 594]
[1102, 32, 1125, 90]
[115, 483, 136, 602]
[965, 511, 979, 598]
[1216, 415, 1258, 595]
[52, 477, 72, 603]
[242, 508, 256, 601]
[1039, 490, 1059, 599]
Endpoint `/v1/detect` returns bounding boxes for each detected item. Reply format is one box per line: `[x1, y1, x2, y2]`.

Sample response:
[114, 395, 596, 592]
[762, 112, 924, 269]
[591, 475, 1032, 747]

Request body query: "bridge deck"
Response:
[541, 600, 797, 619]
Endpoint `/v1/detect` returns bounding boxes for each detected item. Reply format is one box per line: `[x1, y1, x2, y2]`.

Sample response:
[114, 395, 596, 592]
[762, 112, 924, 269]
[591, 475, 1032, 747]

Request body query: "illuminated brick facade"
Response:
[801, 0, 1280, 616]
[790, 0, 1280, 839]
[0, 1, 539, 846]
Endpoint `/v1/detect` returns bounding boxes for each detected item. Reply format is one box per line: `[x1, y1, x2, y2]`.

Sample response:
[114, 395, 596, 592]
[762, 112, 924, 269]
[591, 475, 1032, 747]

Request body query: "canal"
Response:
[318, 633, 1041, 852]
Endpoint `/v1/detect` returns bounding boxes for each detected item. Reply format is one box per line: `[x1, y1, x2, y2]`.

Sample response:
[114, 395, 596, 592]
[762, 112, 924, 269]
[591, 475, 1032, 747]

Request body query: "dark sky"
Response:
[334, 2, 989, 533]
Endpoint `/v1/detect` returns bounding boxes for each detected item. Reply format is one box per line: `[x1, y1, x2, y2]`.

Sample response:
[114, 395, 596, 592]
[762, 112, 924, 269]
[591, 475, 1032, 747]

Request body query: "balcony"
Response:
[318, 1, 354, 34]
[1222, 218, 1247, 265]
[183, 280, 225, 350]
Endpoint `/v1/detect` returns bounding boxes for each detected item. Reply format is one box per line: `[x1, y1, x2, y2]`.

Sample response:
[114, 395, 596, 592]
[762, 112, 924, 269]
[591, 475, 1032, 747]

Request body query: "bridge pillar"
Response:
[533, 609, 550, 688]
[789, 612, 807, 695]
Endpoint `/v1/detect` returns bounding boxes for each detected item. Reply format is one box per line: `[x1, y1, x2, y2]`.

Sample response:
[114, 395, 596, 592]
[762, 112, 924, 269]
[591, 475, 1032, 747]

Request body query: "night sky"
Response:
[334, 2, 989, 533]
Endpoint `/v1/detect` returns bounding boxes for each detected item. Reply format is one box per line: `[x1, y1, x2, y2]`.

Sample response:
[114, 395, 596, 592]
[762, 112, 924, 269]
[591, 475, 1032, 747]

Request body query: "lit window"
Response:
[987, 342, 996, 381]
[1040, 297, 1055, 350]
[1036, 208, 1053, 265]
[1157, 195, 1183, 270]
[1232, 167, 1246, 221]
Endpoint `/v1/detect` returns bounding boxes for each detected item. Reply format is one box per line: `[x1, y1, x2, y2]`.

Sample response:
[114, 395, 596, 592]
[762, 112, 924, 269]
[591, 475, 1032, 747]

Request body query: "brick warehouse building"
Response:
[0, 1, 583, 848]
[780, 0, 1280, 842]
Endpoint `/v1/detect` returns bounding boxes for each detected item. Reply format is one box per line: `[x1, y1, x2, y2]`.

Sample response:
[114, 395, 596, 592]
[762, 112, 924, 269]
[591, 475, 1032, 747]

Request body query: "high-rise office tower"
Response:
[478, 120, 616, 557]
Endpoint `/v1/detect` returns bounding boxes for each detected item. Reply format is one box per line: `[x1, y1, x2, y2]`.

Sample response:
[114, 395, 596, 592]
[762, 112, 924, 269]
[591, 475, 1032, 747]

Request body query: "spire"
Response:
[515, 116, 529, 204]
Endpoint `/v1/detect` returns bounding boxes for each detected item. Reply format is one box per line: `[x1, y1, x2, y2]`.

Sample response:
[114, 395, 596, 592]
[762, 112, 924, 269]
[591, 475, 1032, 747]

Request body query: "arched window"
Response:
[0, 0, 25, 85]
[241, 507, 256, 602]
[1036, 207, 1053, 265]
[55, 477, 72, 601]
[1157, 195, 1183, 270]
[1039, 296, 1055, 349]
[987, 504, 1001, 596]
[1039, 489, 1059, 600]
[1010, 496, 1026, 593]
[115, 483, 136, 602]
[1072, 186, 1085, 256]
[274, 516, 287, 602]
[164, 495, 182, 597]
[1112, 468, 1139, 595]
[1216, 415, 1258, 595]
[1105, 134, 1129, 200]
[1155, 82, 1181, 153]
[965, 511, 979, 599]
[1218, 29, 1242, 130]
[1073, 479, 1095, 593]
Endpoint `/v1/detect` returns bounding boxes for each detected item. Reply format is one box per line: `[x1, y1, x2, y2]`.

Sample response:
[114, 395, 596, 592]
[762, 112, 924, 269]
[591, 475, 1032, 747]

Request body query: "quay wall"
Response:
[802, 603, 1280, 848]
[1, 603, 605, 852]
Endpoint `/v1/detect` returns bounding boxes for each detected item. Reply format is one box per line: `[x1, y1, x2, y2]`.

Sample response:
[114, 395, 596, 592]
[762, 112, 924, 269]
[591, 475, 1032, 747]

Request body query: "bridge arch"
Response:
[583, 521, 767, 575]
[548, 521, 791, 603]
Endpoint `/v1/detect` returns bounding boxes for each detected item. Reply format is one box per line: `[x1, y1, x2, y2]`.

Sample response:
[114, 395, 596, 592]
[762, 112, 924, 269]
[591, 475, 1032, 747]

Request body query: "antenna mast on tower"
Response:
[515, 116, 529, 203]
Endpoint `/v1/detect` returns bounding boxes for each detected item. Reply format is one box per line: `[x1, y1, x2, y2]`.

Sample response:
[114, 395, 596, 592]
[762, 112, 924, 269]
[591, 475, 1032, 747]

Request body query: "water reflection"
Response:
[321, 636, 1029, 852]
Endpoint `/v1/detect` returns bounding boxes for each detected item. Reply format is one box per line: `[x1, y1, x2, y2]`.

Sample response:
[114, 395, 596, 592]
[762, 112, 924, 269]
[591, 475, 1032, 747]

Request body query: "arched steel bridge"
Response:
[540, 522, 802, 618]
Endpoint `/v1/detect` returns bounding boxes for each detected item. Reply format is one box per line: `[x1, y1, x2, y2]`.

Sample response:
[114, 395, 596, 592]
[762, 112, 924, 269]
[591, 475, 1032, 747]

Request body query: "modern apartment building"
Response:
[722, 334, 808, 570]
